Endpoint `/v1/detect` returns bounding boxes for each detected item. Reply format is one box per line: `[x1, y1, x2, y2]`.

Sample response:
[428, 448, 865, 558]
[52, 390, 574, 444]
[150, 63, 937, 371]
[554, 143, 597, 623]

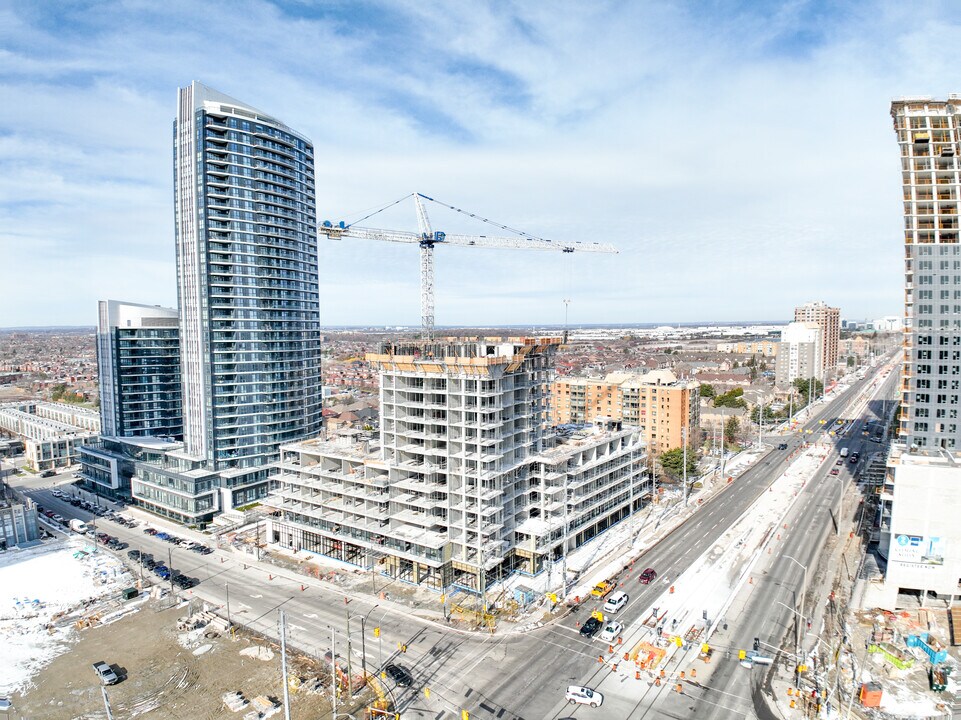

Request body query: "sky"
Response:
[1, 0, 959, 329]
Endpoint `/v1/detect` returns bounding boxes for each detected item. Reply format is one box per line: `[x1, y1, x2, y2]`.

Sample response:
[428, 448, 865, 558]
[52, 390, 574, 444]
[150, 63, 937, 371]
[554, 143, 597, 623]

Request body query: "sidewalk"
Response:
[122, 504, 456, 633]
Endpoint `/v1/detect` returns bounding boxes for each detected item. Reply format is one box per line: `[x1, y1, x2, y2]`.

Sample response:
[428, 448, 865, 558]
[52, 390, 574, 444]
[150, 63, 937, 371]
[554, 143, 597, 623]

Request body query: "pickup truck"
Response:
[591, 580, 615, 598]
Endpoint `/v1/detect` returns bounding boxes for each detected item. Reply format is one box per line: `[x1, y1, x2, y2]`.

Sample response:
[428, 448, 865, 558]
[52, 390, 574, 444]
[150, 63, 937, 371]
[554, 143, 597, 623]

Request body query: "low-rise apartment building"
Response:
[551, 370, 700, 455]
[715, 341, 779, 356]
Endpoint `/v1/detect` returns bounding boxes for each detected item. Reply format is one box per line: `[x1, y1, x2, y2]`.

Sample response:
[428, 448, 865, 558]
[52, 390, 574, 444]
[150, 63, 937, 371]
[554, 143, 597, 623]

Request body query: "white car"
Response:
[603, 590, 628, 613]
[597, 621, 623, 643]
[51, 514, 64, 523]
[179, 540, 196, 550]
[566, 685, 603, 707]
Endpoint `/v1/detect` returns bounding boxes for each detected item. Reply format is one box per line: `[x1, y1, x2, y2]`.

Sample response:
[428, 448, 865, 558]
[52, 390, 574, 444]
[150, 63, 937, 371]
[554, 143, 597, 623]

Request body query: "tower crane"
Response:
[320, 193, 618, 339]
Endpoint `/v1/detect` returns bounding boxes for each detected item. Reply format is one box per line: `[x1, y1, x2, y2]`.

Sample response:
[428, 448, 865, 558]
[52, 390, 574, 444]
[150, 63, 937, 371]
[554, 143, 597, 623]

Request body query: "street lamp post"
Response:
[682, 427, 688, 506]
[783, 554, 809, 676]
[835, 474, 844, 537]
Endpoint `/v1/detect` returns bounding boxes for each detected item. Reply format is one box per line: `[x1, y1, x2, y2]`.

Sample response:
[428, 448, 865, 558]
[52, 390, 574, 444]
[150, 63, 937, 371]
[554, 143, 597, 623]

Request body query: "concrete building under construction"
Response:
[264, 338, 648, 593]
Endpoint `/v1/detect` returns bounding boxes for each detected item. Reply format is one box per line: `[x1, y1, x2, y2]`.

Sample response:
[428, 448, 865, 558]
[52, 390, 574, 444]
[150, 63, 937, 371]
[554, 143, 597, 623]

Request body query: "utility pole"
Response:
[279, 611, 291, 720]
[758, 399, 763, 450]
[720, 414, 726, 480]
[225, 583, 231, 626]
[168, 547, 175, 602]
[345, 608, 353, 694]
[330, 626, 338, 717]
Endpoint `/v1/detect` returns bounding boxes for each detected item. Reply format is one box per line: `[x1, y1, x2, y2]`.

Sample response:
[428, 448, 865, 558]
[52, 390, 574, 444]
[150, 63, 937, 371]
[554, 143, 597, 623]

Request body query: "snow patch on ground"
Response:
[0, 541, 132, 695]
[240, 646, 274, 661]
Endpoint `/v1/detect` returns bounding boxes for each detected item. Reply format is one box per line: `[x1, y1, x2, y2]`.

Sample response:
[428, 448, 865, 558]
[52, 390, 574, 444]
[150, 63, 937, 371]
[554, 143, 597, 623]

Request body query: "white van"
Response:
[603, 591, 629, 614]
[840, 448, 849, 458]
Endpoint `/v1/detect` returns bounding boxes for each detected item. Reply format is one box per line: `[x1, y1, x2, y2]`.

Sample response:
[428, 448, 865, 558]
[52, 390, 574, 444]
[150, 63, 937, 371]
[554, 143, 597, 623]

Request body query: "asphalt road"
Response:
[649, 361, 900, 720]
[13, 362, 897, 720]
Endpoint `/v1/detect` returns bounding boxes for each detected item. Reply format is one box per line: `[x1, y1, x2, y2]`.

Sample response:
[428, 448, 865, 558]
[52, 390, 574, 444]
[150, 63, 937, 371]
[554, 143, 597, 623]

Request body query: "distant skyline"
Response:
[2, 1, 958, 327]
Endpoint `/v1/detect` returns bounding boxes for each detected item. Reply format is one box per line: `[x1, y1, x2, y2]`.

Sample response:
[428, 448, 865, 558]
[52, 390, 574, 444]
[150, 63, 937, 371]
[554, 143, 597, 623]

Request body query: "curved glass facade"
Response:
[175, 82, 322, 471]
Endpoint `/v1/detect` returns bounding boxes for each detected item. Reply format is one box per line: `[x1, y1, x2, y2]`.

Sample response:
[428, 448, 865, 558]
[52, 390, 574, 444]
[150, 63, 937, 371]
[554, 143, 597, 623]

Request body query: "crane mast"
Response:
[319, 193, 618, 339]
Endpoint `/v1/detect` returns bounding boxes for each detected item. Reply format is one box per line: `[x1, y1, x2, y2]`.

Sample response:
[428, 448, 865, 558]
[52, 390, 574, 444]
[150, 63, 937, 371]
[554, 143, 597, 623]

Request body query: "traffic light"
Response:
[373, 627, 380, 638]
[462, 711, 469, 720]
[424, 687, 431, 699]
[753, 637, 760, 651]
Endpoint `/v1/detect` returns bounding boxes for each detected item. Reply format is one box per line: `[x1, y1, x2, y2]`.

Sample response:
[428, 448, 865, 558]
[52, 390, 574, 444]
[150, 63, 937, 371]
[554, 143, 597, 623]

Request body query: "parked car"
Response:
[565, 685, 602, 707]
[835, 459, 843, 466]
[51, 514, 64, 524]
[579, 616, 602, 638]
[127, 550, 142, 560]
[830, 468, 840, 476]
[143, 528, 158, 535]
[639, 567, 657, 584]
[384, 664, 413, 687]
[92, 661, 119, 685]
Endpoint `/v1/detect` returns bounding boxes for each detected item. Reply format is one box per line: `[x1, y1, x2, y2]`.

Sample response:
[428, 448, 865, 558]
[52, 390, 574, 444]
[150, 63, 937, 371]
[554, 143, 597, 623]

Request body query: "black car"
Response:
[777, 443, 788, 450]
[70, 498, 82, 506]
[143, 558, 157, 570]
[127, 550, 142, 560]
[384, 663, 413, 687]
[579, 616, 602, 637]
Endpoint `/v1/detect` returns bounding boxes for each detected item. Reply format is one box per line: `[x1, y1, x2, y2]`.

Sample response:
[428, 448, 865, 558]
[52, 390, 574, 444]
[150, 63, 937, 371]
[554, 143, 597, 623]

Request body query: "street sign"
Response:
[547, 592, 557, 603]
[592, 610, 604, 622]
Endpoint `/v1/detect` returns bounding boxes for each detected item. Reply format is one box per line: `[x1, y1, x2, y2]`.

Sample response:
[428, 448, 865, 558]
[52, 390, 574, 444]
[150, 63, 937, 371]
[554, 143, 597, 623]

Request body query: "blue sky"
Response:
[1, 0, 959, 328]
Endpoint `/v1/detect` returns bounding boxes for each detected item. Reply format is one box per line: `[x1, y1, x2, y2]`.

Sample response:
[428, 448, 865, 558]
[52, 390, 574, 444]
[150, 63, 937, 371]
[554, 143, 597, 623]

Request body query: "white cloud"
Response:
[1, 0, 958, 327]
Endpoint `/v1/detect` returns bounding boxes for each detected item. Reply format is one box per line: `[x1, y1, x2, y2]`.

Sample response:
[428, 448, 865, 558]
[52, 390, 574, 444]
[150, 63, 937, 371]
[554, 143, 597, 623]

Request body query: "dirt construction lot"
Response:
[13, 600, 338, 720]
